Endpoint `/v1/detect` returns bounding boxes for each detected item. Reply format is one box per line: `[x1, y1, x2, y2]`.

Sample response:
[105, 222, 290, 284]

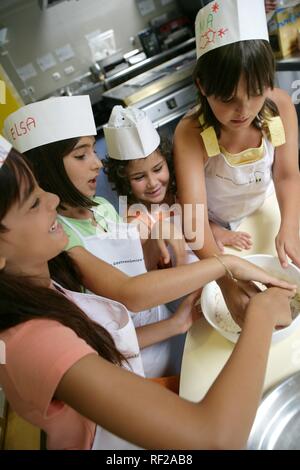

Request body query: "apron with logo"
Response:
[53, 283, 144, 449]
[204, 137, 275, 230]
[59, 214, 176, 378]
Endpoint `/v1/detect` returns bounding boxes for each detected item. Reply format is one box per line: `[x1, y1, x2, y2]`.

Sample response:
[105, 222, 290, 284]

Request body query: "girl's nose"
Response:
[146, 174, 157, 188]
[235, 99, 249, 115]
[92, 152, 102, 170]
[48, 192, 60, 210]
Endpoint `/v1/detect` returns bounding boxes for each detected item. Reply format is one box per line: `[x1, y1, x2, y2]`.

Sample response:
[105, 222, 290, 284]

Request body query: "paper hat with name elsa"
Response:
[0, 134, 12, 169]
[3, 95, 97, 153]
[195, 0, 285, 155]
[104, 105, 160, 160]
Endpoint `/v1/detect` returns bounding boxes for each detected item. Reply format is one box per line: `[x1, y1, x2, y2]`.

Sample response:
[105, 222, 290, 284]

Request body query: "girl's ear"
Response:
[196, 79, 205, 96]
[0, 257, 6, 270]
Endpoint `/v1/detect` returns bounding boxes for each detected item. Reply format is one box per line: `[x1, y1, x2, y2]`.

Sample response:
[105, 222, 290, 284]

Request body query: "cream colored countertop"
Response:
[180, 191, 300, 401]
[180, 316, 300, 402]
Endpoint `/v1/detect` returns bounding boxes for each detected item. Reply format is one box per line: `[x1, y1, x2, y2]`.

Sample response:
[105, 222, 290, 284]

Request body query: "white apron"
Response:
[59, 215, 176, 378]
[205, 137, 275, 230]
[60, 214, 147, 276]
[54, 283, 144, 450]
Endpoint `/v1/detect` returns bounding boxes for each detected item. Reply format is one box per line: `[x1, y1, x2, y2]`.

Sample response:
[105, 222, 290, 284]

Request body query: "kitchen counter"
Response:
[179, 192, 300, 402]
[180, 316, 300, 402]
[276, 51, 300, 71]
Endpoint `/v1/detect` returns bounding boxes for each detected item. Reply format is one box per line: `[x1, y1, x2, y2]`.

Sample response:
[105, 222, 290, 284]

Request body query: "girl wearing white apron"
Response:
[173, 2, 300, 267]
[3, 96, 189, 378]
[204, 132, 276, 231]
[103, 106, 199, 268]
[59, 213, 181, 378]
[0, 136, 296, 450]
[53, 282, 144, 450]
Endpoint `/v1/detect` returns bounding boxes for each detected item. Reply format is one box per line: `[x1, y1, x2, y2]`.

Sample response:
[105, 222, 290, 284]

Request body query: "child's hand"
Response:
[218, 277, 257, 327]
[171, 290, 202, 335]
[275, 226, 300, 269]
[151, 217, 187, 266]
[210, 221, 252, 252]
[247, 286, 293, 330]
[225, 254, 297, 290]
[217, 255, 296, 326]
[126, 214, 151, 242]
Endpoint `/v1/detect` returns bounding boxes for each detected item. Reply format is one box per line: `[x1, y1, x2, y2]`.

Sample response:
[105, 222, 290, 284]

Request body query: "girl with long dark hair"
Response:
[0, 136, 295, 449]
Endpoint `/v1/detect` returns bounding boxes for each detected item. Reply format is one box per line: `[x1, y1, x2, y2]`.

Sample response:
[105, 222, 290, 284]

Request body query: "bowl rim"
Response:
[200, 281, 239, 342]
[201, 255, 300, 343]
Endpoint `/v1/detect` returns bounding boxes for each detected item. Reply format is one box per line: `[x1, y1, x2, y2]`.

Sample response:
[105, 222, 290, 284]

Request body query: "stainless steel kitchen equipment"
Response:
[43, 39, 197, 133]
[138, 28, 161, 58]
[248, 371, 300, 450]
[148, 11, 193, 53]
[102, 37, 195, 89]
[101, 49, 197, 133]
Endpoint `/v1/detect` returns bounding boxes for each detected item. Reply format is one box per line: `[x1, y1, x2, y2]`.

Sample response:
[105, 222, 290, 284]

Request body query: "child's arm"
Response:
[126, 212, 187, 269]
[173, 117, 258, 325]
[150, 216, 188, 267]
[55, 287, 293, 449]
[135, 291, 200, 349]
[174, 116, 217, 259]
[125, 213, 167, 270]
[67, 245, 295, 317]
[269, 88, 300, 268]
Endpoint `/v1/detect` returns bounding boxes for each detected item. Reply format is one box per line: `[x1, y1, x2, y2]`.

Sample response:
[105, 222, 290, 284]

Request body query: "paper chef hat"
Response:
[104, 105, 160, 160]
[0, 134, 12, 169]
[195, 0, 269, 59]
[3, 95, 97, 153]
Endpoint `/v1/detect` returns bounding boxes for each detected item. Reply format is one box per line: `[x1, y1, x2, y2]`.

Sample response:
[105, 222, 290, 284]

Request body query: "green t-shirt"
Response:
[59, 197, 122, 251]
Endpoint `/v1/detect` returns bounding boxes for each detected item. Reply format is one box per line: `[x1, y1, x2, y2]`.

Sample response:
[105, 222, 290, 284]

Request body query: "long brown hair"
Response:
[0, 150, 124, 366]
[25, 138, 98, 210]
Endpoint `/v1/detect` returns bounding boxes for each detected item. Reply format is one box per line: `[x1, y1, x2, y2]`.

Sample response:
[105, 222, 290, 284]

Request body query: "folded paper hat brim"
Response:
[104, 117, 160, 160]
[195, 0, 269, 59]
[3, 96, 96, 153]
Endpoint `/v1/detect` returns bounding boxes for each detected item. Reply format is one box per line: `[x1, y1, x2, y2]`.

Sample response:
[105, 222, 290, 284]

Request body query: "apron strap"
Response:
[58, 215, 86, 242]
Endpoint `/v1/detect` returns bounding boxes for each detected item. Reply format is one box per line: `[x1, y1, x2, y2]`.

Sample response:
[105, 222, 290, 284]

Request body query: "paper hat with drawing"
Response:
[195, 0, 269, 59]
[3, 95, 96, 153]
[104, 105, 160, 160]
[0, 134, 12, 168]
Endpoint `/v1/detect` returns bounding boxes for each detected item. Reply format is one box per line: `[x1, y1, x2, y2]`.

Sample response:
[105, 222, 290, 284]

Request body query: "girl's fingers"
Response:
[276, 240, 289, 268]
[235, 240, 250, 250]
[216, 239, 225, 253]
[265, 276, 297, 291]
[239, 232, 252, 239]
[157, 239, 170, 264]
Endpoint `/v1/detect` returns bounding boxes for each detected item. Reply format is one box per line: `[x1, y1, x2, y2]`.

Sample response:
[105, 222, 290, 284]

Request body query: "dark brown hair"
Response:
[192, 40, 279, 136]
[103, 137, 177, 205]
[25, 138, 98, 210]
[0, 150, 124, 366]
